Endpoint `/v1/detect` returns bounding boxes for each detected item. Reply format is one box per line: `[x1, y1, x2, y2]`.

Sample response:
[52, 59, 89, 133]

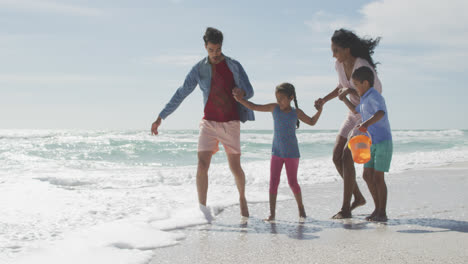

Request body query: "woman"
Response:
[315, 28, 382, 219]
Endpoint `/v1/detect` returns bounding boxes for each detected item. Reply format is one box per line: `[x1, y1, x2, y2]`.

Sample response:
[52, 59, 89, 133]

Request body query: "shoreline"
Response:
[150, 162, 468, 264]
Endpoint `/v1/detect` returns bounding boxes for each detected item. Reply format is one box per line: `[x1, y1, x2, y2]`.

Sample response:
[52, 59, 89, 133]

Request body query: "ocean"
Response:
[1, 129, 467, 263]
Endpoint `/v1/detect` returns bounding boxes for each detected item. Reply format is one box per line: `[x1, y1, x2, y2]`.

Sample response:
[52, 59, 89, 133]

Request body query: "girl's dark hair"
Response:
[331, 28, 381, 70]
[203, 27, 223, 45]
[276, 82, 300, 129]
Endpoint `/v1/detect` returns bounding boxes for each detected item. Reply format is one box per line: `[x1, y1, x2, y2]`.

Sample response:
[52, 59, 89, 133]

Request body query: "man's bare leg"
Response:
[227, 153, 249, 217]
[197, 151, 213, 206]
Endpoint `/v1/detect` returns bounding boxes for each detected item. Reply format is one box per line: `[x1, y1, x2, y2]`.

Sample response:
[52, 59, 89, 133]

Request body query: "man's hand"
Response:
[232, 87, 245, 102]
[232, 87, 245, 97]
[151, 116, 162, 135]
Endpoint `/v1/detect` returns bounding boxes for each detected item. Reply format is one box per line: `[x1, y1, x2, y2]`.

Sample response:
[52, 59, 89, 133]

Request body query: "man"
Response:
[151, 27, 254, 219]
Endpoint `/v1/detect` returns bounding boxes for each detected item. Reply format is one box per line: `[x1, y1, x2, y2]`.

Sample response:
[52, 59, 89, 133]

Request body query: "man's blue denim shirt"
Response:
[159, 55, 255, 123]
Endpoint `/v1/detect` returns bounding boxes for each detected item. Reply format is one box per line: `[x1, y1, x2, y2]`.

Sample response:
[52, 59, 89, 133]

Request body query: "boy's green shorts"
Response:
[364, 140, 393, 172]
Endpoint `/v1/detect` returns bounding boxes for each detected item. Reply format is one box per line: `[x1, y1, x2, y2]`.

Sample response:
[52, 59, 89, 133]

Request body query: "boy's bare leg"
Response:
[372, 171, 388, 222]
[227, 153, 249, 217]
[332, 136, 366, 213]
[363, 167, 379, 220]
[197, 151, 213, 206]
[265, 193, 277, 221]
[294, 192, 306, 218]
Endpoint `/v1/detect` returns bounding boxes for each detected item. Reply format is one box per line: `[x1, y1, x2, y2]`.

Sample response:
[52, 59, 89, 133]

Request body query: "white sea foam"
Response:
[1, 129, 467, 263]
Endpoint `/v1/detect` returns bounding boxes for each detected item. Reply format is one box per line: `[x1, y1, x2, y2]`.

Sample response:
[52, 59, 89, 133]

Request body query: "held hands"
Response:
[151, 116, 162, 135]
[315, 100, 323, 111]
[338, 88, 349, 101]
[314, 98, 324, 110]
[232, 87, 245, 102]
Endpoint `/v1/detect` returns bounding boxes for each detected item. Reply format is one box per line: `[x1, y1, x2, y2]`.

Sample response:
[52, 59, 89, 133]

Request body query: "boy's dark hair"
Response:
[352, 66, 375, 87]
[203, 27, 223, 45]
[276, 82, 300, 129]
[332, 28, 380, 70]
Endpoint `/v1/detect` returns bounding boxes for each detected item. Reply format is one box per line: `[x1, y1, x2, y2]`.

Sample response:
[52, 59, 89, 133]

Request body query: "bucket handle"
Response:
[347, 127, 372, 144]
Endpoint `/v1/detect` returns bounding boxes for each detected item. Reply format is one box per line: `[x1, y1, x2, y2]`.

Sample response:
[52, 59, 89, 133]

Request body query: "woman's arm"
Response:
[297, 108, 323, 126]
[314, 85, 341, 110]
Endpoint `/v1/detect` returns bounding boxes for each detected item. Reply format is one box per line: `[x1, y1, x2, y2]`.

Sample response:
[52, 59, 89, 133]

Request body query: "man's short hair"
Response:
[352, 66, 374, 87]
[203, 27, 223, 45]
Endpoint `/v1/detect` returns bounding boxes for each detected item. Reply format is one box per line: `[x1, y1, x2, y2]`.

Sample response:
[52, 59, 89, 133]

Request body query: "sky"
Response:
[1, 0, 467, 130]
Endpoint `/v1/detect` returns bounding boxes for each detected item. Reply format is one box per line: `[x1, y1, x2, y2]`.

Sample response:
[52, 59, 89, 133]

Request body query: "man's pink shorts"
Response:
[198, 119, 241, 154]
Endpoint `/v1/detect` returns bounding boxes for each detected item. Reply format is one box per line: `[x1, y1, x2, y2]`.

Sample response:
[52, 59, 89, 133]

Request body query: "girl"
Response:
[314, 28, 382, 219]
[233, 83, 322, 222]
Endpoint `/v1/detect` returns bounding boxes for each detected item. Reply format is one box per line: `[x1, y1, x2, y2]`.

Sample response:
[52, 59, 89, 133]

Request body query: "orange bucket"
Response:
[348, 132, 372, 164]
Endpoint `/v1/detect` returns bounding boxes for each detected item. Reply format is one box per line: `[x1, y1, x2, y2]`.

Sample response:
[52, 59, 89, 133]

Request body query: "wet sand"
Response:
[150, 163, 468, 264]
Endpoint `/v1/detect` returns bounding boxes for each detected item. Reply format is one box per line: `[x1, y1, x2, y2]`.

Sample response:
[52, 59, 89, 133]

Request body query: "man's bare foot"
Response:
[332, 210, 352, 219]
[365, 210, 377, 221]
[264, 215, 275, 222]
[350, 198, 366, 211]
[240, 197, 249, 217]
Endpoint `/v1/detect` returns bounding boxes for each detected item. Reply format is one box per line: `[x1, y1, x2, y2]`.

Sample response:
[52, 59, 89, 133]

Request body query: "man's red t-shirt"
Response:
[203, 59, 240, 122]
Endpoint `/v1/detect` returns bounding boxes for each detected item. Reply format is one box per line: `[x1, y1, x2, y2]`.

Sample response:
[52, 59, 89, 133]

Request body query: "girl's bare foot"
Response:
[264, 215, 275, 222]
[299, 206, 306, 218]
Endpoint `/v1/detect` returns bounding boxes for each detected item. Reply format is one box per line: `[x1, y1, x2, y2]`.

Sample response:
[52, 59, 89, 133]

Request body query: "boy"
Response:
[338, 66, 393, 222]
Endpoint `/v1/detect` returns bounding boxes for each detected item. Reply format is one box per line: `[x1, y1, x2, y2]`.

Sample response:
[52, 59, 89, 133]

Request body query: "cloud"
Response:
[305, 0, 468, 74]
[306, 0, 468, 47]
[356, 0, 468, 46]
[0, 0, 102, 16]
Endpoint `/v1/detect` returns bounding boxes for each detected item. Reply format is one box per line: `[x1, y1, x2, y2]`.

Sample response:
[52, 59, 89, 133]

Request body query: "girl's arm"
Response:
[297, 107, 323, 126]
[236, 97, 277, 112]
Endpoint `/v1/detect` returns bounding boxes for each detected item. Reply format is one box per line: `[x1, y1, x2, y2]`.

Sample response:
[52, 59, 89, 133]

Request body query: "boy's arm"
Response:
[358, 110, 385, 132]
[339, 95, 358, 114]
[297, 108, 323, 126]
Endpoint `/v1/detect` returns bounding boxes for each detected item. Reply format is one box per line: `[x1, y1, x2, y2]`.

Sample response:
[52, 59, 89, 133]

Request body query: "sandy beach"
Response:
[150, 162, 468, 264]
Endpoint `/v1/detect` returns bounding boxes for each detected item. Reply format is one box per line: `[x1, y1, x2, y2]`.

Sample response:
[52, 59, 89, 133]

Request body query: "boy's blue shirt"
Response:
[159, 55, 255, 123]
[355, 87, 392, 144]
